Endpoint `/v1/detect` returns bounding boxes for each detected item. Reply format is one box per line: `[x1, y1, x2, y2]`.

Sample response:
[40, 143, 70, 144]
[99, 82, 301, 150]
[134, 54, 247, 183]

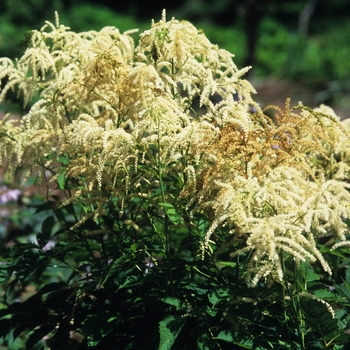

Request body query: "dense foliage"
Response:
[1, 11, 350, 349]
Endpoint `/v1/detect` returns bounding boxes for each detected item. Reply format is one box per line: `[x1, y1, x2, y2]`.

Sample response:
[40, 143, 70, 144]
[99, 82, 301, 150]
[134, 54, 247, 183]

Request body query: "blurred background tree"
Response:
[1, 0, 350, 116]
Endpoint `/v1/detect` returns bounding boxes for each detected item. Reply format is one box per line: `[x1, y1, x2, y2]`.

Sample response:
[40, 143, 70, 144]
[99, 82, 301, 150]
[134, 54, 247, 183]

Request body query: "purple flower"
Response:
[0, 186, 21, 204]
[43, 240, 56, 251]
[145, 257, 155, 274]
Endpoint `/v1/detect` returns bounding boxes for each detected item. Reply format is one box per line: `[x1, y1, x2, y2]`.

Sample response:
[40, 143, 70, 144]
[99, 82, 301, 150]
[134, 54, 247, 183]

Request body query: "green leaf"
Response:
[100, 255, 129, 285]
[216, 330, 234, 342]
[345, 266, 350, 284]
[41, 215, 55, 234]
[206, 306, 217, 317]
[19, 31, 33, 52]
[208, 291, 220, 306]
[0, 264, 13, 286]
[82, 311, 119, 344]
[58, 154, 70, 165]
[117, 274, 140, 291]
[306, 269, 320, 282]
[300, 296, 339, 337]
[184, 283, 208, 295]
[37, 215, 55, 246]
[299, 261, 320, 283]
[232, 334, 254, 349]
[215, 260, 237, 269]
[158, 315, 186, 350]
[52, 207, 66, 222]
[25, 322, 56, 348]
[335, 281, 350, 299]
[57, 170, 67, 190]
[166, 208, 182, 225]
[197, 333, 216, 349]
[158, 202, 174, 208]
[0, 319, 13, 338]
[158, 202, 182, 225]
[161, 297, 183, 310]
[312, 288, 336, 300]
[34, 201, 55, 214]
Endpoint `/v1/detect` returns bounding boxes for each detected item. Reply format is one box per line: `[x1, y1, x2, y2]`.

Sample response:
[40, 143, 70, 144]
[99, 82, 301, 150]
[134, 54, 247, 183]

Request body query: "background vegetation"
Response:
[0, 0, 350, 81]
[1, 0, 350, 113]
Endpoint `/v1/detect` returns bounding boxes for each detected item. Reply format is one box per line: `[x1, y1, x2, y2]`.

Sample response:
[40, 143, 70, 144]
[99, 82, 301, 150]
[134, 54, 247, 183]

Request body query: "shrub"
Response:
[1, 10, 350, 349]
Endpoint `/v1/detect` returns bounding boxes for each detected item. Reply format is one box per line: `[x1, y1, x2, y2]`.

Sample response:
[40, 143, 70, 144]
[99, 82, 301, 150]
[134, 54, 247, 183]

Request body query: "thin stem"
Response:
[156, 114, 174, 297]
[78, 232, 100, 263]
[98, 235, 109, 266]
[158, 159, 174, 296]
[281, 254, 305, 350]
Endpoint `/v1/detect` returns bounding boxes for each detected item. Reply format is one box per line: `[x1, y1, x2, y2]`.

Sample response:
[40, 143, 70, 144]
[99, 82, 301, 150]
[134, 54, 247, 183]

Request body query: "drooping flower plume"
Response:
[0, 10, 349, 286]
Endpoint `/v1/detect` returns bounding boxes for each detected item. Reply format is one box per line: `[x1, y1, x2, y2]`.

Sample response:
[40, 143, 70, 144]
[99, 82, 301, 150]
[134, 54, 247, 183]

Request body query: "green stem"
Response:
[281, 278, 293, 346]
[158, 163, 174, 296]
[78, 232, 100, 263]
[156, 114, 174, 297]
[281, 254, 305, 349]
[98, 235, 109, 266]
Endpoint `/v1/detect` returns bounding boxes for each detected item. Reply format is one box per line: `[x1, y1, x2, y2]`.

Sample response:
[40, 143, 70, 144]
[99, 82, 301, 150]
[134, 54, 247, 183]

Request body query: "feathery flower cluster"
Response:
[195, 102, 350, 285]
[0, 11, 349, 285]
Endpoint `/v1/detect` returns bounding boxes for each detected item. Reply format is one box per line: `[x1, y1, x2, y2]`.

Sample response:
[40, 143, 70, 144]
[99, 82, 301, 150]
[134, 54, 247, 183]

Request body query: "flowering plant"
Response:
[1, 11, 350, 349]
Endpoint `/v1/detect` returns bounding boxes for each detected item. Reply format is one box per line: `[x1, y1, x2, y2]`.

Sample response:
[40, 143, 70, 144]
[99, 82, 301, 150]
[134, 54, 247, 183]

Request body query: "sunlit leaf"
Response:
[158, 315, 186, 350]
[216, 330, 233, 342]
[161, 297, 183, 310]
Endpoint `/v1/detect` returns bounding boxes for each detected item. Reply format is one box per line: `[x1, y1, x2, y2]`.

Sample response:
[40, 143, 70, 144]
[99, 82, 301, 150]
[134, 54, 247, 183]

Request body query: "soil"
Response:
[252, 78, 350, 120]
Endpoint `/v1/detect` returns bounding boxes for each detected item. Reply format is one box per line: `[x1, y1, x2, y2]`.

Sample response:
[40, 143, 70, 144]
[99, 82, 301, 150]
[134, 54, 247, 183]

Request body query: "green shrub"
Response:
[1, 10, 350, 349]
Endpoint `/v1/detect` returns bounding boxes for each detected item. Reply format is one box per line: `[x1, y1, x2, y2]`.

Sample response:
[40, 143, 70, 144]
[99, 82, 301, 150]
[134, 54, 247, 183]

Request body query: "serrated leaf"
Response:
[166, 208, 182, 225]
[158, 202, 182, 225]
[313, 288, 336, 300]
[161, 297, 182, 310]
[117, 274, 140, 291]
[0, 265, 13, 286]
[216, 330, 233, 342]
[300, 297, 338, 336]
[335, 310, 350, 332]
[19, 31, 33, 51]
[208, 291, 220, 306]
[158, 315, 186, 350]
[206, 306, 217, 317]
[335, 282, 350, 299]
[346, 266, 350, 284]
[306, 269, 320, 282]
[197, 333, 216, 349]
[184, 283, 208, 295]
[299, 261, 320, 283]
[232, 334, 254, 349]
[82, 311, 119, 344]
[99, 255, 126, 285]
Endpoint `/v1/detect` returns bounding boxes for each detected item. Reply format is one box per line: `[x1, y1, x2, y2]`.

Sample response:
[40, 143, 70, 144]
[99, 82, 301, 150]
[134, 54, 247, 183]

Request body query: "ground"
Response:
[253, 78, 350, 120]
